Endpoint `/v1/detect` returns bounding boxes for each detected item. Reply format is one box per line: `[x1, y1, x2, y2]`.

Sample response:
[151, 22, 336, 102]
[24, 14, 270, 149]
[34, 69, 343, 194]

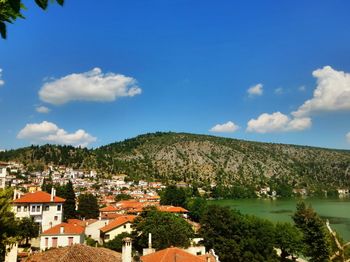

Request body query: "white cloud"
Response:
[36, 106, 50, 114]
[346, 132, 350, 144]
[39, 68, 142, 105]
[0, 68, 4, 86]
[247, 112, 311, 133]
[274, 87, 284, 95]
[210, 121, 239, 133]
[247, 83, 263, 97]
[17, 121, 96, 147]
[293, 66, 350, 117]
[298, 85, 306, 92]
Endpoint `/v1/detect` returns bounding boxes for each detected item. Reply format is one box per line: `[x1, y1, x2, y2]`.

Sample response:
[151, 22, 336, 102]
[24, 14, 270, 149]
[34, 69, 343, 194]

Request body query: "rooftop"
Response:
[13, 191, 65, 204]
[25, 244, 122, 262]
[140, 247, 214, 262]
[41, 223, 84, 235]
[100, 215, 136, 233]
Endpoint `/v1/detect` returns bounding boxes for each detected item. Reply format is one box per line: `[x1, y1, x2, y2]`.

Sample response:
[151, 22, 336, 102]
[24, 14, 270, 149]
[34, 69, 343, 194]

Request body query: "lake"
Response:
[210, 198, 350, 241]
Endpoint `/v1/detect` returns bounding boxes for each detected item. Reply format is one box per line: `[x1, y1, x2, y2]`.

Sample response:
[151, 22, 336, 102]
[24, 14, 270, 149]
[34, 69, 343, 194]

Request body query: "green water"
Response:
[210, 198, 350, 241]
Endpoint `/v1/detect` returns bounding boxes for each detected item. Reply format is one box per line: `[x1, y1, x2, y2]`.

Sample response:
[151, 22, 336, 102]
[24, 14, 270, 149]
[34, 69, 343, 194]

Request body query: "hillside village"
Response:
[1, 161, 221, 262]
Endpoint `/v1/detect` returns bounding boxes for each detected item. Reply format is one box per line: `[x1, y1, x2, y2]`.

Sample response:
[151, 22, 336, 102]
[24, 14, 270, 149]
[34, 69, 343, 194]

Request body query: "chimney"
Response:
[50, 187, 55, 202]
[13, 189, 17, 200]
[60, 226, 64, 234]
[122, 237, 132, 262]
[148, 233, 152, 249]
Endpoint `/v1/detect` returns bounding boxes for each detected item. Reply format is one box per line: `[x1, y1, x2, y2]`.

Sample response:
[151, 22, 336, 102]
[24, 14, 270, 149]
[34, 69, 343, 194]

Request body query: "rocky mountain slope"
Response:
[1, 132, 350, 189]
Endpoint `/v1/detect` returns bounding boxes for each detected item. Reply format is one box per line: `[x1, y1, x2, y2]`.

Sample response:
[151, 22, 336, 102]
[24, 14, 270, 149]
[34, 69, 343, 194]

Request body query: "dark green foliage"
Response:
[292, 202, 331, 262]
[274, 222, 303, 261]
[115, 193, 132, 202]
[17, 217, 39, 244]
[104, 232, 132, 252]
[60, 181, 77, 221]
[133, 208, 194, 251]
[0, 0, 64, 39]
[186, 197, 207, 222]
[77, 193, 99, 219]
[200, 205, 278, 262]
[160, 185, 187, 208]
[0, 188, 18, 260]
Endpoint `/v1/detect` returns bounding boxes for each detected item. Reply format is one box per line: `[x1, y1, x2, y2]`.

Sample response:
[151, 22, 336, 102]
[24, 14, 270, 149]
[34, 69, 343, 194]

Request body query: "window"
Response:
[104, 234, 110, 240]
[24, 206, 28, 212]
[54, 216, 58, 221]
[44, 205, 49, 211]
[17, 206, 21, 212]
[196, 251, 202, 256]
[36, 205, 40, 212]
[123, 225, 127, 229]
[45, 238, 48, 247]
[31, 206, 35, 212]
[52, 237, 58, 248]
[68, 237, 74, 246]
[57, 205, 61, 211]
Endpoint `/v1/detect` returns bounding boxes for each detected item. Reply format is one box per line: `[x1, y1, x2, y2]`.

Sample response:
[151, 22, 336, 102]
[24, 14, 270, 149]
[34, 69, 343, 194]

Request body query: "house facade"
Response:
[0, 162, 7, 189]
[12, 188, 65, 232]
[40, 222, 85, 250]
[100, 215, 136, 242]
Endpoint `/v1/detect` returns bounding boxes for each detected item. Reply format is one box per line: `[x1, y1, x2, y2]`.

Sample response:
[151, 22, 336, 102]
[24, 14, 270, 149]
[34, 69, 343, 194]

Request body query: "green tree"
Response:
[0, 0, 64, 39]
[274, 222, 303, 261]
[0, 188, 18, 260]
[61, 180, 77, 221]
[104, 232, 132, 252]
[292, 202, 331, 262]
[17, 217, 39, 245]
[77, 193, 99, 219]
[115, 193, 132, 202]
[200, 205, 278, 262]
[186, 197, 207, 222]
[160, 185, 187, 208]
[133, 208, 194, 251]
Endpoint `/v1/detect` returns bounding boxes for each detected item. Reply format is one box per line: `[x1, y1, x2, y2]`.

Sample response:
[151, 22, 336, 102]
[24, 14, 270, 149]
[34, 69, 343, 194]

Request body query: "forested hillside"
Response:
[1, 132, 350, 190]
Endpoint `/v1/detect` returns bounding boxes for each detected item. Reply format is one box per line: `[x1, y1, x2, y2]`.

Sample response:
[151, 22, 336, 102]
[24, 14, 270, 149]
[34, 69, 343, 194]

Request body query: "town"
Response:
[1, 161, 220, 261]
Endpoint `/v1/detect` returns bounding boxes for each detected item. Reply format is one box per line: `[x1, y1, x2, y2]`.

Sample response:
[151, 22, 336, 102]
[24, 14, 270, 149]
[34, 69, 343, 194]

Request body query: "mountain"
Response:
[1, 132, 350, 190]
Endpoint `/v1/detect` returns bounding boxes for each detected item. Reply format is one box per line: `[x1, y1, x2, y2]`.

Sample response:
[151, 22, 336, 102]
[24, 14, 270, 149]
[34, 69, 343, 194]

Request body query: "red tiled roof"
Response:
[67, 219, 98, 228]
[13, 191, 65, 204]
[99, 206, 119, 212]
[41, 223, 84, 235]
[100, 215, 136, 233]
[140, 247, 212, 262]
[158, 206, 188, 213]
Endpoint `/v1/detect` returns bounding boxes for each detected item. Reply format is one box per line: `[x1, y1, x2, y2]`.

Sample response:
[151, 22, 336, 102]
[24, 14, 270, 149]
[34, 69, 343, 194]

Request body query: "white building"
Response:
[40, 222, 85, 250]
[0, 162, 7, 189]
[12, 188, 65, 232]
[85, 219, 110, 244]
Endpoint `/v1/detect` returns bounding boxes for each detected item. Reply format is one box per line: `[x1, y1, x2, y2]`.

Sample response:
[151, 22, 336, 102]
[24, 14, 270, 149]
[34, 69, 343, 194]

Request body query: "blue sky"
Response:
[1, 0, 350, 149]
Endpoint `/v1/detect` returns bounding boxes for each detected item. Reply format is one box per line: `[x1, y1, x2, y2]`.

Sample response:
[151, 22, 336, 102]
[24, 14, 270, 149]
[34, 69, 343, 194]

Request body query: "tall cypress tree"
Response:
[78, 193, 99, 219]
[62, 180, 77, 221]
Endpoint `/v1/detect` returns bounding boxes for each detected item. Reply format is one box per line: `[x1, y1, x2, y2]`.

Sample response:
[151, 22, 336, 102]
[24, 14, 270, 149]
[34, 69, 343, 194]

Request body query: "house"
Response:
[0, 161, 7, 189]
[12, 188, 65, 232]
[40, 223, 85, 250]
[140, 247, 217, 262]
[100, 215, 136, 242]
[99, 205, 120, 219]
[85, 219, 110, 243]
[26, 244, 122, 262]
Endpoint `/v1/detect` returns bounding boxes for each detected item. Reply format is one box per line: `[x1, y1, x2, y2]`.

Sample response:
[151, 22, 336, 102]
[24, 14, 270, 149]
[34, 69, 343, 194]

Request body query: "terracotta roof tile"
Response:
[100, 215, 136, 233]
[99, 206, 119, 212]
[13, 191, 65, 204]
[141, 247, 210, 262]
[41, 223, 84, 235]
[158, 206, 188, 213]
[25, 244, 121, 262]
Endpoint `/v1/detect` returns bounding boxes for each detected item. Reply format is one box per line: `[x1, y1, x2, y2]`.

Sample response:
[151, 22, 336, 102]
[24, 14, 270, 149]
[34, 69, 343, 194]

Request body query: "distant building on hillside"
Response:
[0, 162, 8, 189]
